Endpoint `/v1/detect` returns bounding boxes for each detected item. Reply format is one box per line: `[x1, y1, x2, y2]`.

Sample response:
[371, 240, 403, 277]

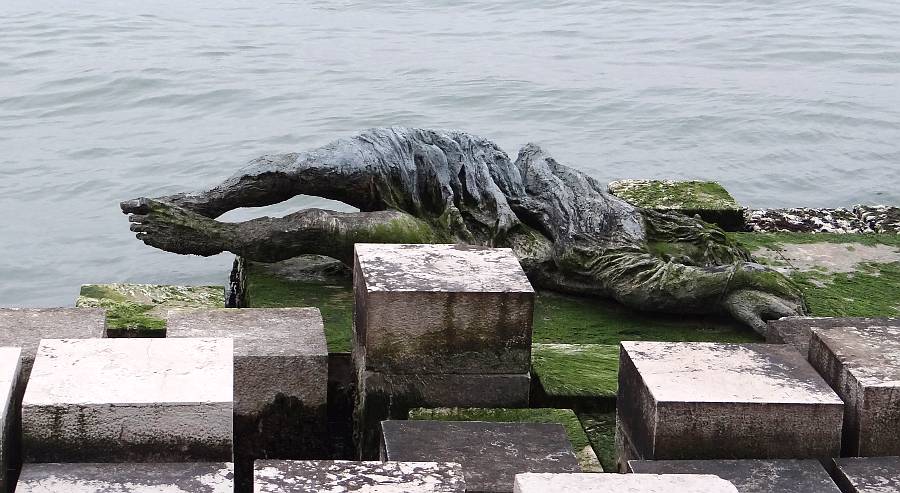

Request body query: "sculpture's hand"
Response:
[121, 197, 233, 256]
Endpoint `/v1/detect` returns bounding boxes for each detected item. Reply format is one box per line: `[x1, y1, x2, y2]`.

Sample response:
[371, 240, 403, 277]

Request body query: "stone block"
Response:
[628, 459, 841, 493]
[513, 473, 739, 493]
[77, 283, 224, 337]
[353, 243, 534, 374]
[617, 342, 843, 461]
[380, 420, 580, 493]
[808, 325, 900, 456]
[355, 370, 530, 459]
[22, 337, 233, 462]
[832, 457, 900, 493]
[16, 462, 234, 492]
[254, 460, 465, 492]
[608, 179, 745, 231]
[767, 317, 898, 355]
[531, 343, 618, 413]
[0, 308, 105, 382]
[0, 348, 21, 493]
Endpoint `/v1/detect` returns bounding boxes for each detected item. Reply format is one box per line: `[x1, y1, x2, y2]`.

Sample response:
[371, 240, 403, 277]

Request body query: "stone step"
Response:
[0, 348, 21, 493]
[617, 342, 843, 468]
[607, 179, 745, 231]
[22, 337, 233, 463]
[254, 460, 465, 492]
[16, 462, 234, 492]
[809, 324, 900, 456]
[766, 317, 899, 356]
[513, 473, 739, 493]
[628, 459, 841, 493]
[380, 420, 581, 493]
[832, 457, 900, 493]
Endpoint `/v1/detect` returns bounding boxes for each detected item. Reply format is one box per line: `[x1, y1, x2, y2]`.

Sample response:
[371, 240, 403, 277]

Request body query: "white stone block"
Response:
[16, 462, 234, 492]
[0, 348, 21, 493]
[254, 460, 465, 492]
[513, 473, 739, 492]
[22, 337, 233, 462]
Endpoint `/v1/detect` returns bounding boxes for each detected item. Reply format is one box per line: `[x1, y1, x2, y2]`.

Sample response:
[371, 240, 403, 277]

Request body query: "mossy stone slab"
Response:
[608, 179, 745, 231]
[531, 344, 618, 413]
[408, 407, 601, 472]
[76, 283, 224, 337]
[578, 412, 617, 473]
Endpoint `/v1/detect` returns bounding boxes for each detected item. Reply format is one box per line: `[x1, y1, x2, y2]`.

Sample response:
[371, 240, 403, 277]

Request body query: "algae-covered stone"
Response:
[579, 412, 617, 473]
[381, 420, 581, 493]
[608, 179, 744, 230]
[628, 459, 841, 493]
[254, 460, 465, 493]
[514, 473, 739, 493]
[353, 243, 534, 375]
[77, 283, 224, 337]
[531, 343, 618, 412]
[408, 407, 601, 472]
[16, 462, 234, 493]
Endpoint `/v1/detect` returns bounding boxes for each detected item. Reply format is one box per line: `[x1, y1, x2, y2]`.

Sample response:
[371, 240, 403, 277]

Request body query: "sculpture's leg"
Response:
[126, 198, 444, 264]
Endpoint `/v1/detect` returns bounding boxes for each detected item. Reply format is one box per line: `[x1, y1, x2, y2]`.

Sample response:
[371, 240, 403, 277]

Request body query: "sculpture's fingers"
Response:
[128, 214, 148, 223]
[130, 223, 147, 233]
[121, 198, 151, 214]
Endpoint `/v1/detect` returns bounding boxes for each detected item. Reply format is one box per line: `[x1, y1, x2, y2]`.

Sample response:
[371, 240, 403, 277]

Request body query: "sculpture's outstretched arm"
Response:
[124, 198, 443, 264]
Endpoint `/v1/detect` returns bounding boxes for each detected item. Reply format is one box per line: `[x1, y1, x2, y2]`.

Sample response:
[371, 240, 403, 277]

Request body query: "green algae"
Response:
[579, 412, 617, 472]
[408, 407, 601, 472]
[732, 232, 900, 252]
[611, 180, 741, 211]
[531, 344, 618, 412]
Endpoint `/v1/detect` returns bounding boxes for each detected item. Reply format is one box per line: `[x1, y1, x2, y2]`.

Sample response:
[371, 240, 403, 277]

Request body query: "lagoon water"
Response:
[2, 0, 899, 306]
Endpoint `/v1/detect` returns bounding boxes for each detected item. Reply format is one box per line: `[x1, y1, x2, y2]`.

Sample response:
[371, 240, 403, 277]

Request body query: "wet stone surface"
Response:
[617, 342, 843, 462]
[254, 460, 466, 492]
[22, 337, 233, 462]
[767, 316, 899, 356]
[380, 420, 580, 493]
[0, 308, 105, 382]
[16, 462, 234, 493]
[0, 348, 21, 493]
[832, 457, 900, 493]
[628, 459, 840, 493]
[353, 243, 534, 375]
[809, 325, 900, 456]
[746, 206, 900, 234]
[513, 473, 739, 493]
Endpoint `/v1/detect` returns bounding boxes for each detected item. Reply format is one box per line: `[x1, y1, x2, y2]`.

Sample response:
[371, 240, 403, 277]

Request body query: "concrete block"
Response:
[22, 337, 233, 462]
[617, 342, 843, 461]
[513, 473, 739, 493]
[0, 348, 21, 493]
[628, 459, 841, 493]
[607, 179, 745, 231]
[380, 420, 580, 493]
[809, 325, 900, 456]
[16, 462, 234, 492]
[355, 370, 530, 459]
[832, 457, 900, 493]
[0, 308, 105, 382]
[766, 317, 898, 356]
[254, 460, 465, 492]
[353, 243, 534, 374]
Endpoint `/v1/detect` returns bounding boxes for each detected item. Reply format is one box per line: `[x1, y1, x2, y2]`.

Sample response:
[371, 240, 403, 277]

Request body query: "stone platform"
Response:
[0, 308, 105, 382]
[832, 457, 900, 493]
[617, 342, 843, 464]
[809, 324, 900, 456]
[0, 348, 21, 493]
[353, 243, 534, 374]
[767, 317, 899, 355]
[608, 179, 745, 231]
[513, 473, 739, 493]
[380, 420, 580, 493]
[22, 337, 233, 462]
[16, 462, 234, 492]
[254, 460, 465, 492]
[628, 459, 840, 493]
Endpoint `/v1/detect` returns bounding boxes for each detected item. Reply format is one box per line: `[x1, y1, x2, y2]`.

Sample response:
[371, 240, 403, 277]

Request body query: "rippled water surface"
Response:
[2, 0, 899, 306]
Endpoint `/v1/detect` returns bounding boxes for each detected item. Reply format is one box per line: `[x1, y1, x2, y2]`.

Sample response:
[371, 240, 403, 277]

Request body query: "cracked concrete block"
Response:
[767, 317, 899, 356]
[617, 342, 843, 462]
[22, 337, 233, 462]
[514, 473, 739, 493]
[832, 457, 900, 493]
[254, 460, 465, 492]
[0, 308, 105, 383]
[380, 420, 580, 493]
[628, 459, 841, 493]
[353, 243, 534, 374]
[166, 308, 328, 458]
[0, 348, 21, 493]
[809, 325, 900, 456]
[16, 462, 234, 492]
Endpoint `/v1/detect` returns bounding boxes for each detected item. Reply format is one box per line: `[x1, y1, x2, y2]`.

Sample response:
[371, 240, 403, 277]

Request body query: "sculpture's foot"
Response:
[722, 289, 805, 336]
[121, 198, 231, 256]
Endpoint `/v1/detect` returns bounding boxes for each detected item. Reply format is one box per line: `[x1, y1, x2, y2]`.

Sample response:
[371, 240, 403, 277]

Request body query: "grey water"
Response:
[2, 0, 899, 307]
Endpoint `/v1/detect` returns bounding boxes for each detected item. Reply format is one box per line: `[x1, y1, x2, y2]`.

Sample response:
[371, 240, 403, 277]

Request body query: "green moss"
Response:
[793, 262, 900, 317]
[245, 268, 353, 352]
[611, 180, 741, 210]
[79, 284, 128, 303]
[732, 232, 900, 252]
[579, 412, 617, 472]
[532, 344, 619, 401]
[409, 407, 601, 471]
